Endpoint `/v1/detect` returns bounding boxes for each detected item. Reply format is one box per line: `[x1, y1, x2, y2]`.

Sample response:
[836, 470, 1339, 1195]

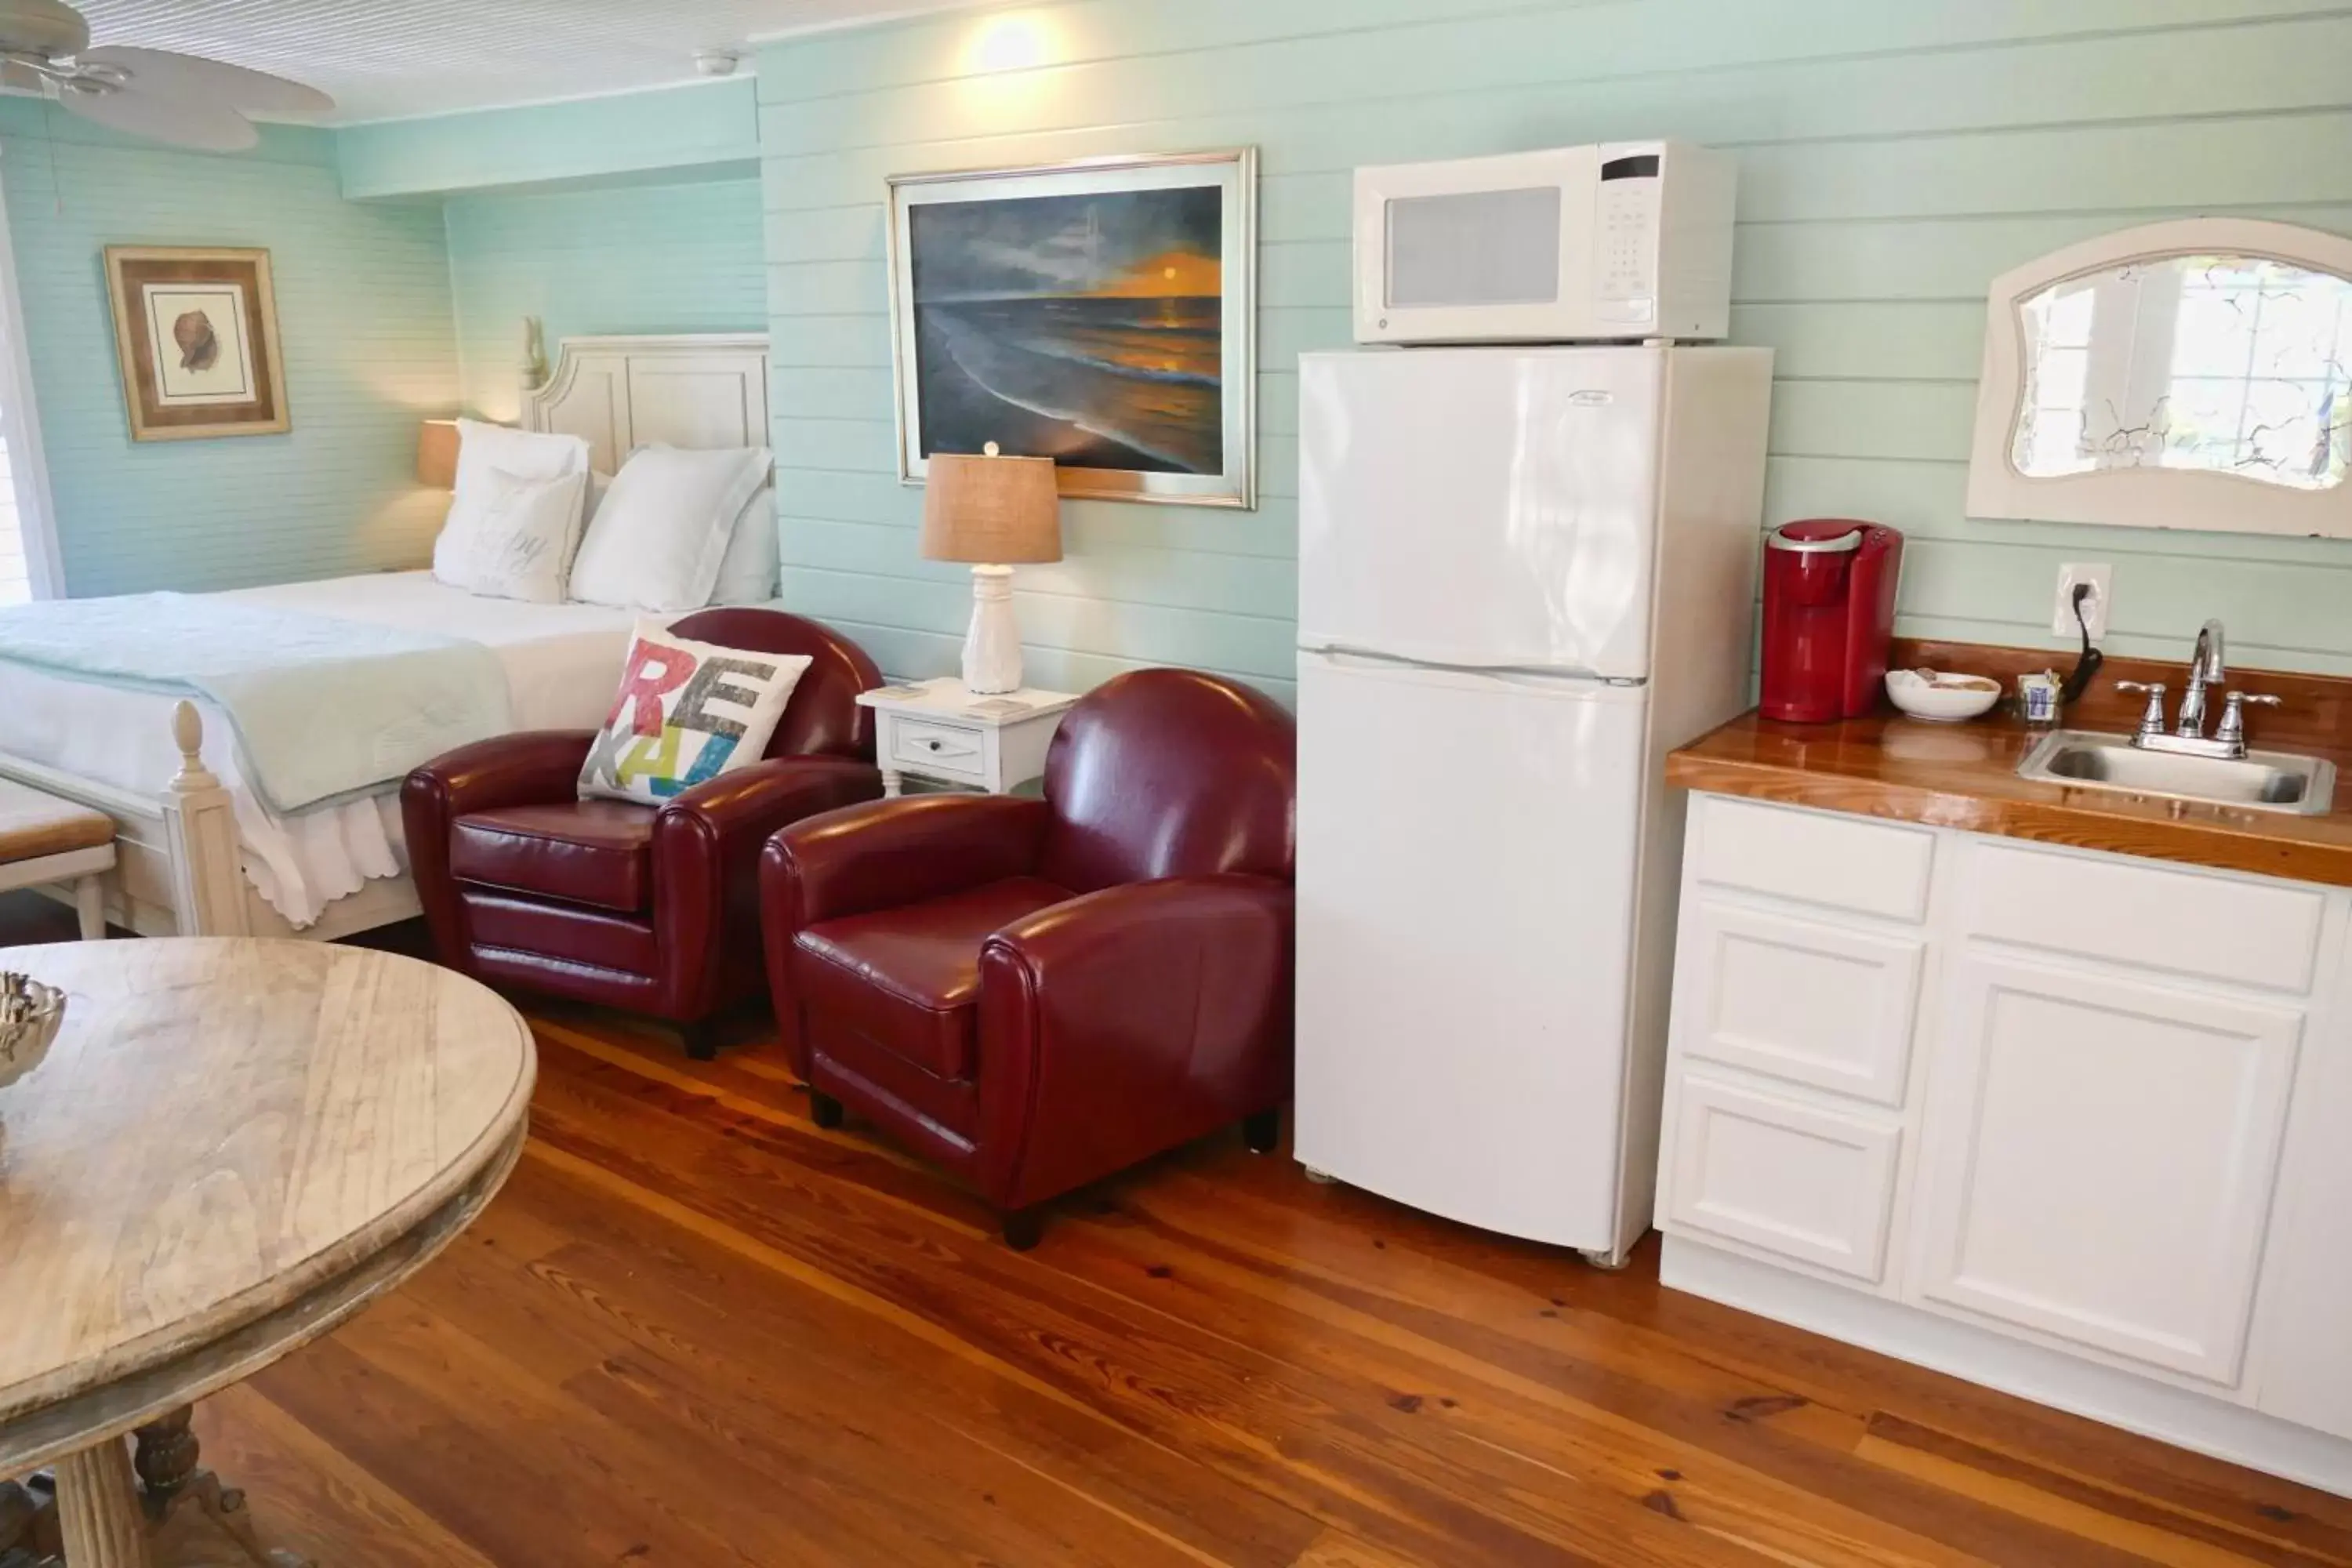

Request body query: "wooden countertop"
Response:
[1666, 640, 2352, 889]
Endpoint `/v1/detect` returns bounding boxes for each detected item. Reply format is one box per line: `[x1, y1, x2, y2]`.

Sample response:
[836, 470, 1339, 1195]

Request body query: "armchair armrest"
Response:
[653, 754, 885, 1018]
[760, 793, 1051, 931]
[974, 873, 1294, 1209]
[659, 755, 884, 858]
[401, 729, 597, 823]
[400, 729, 598, 975]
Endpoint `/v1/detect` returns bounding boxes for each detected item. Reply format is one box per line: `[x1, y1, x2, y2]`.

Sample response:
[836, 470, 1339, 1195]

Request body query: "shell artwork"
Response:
[172, 308, 220, 372]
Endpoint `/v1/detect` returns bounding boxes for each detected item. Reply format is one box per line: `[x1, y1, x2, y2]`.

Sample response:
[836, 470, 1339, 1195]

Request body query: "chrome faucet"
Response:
[2114, 617, 2281, 760]
[2177, 619, 2226, 739]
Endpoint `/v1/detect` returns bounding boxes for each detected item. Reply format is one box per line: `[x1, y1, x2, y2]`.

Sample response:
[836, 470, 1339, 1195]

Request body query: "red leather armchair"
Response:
[404, 609, 883, 1058]
[760, 668, 1296, 1247]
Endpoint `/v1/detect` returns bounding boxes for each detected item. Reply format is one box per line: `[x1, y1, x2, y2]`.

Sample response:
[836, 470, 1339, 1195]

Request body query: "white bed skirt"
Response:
[0, 572, 637, 928]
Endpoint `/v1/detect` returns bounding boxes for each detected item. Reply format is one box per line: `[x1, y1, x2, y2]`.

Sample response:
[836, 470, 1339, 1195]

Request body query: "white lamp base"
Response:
[960, 564, 1023, 695]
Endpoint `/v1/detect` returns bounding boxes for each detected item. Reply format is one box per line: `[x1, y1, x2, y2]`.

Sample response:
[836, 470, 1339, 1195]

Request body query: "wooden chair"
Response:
[0, 779, 115, 938]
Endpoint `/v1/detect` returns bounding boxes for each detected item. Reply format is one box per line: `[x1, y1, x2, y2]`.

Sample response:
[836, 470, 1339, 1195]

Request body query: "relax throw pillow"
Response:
[579, 619, 811, 804]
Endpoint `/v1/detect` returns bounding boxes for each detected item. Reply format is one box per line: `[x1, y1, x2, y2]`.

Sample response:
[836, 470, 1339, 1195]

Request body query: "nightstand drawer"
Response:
[891, 718, 986, 779]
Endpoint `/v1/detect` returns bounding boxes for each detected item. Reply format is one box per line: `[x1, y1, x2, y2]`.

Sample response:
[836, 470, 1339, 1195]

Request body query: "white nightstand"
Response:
[857, 677, 1080, 797]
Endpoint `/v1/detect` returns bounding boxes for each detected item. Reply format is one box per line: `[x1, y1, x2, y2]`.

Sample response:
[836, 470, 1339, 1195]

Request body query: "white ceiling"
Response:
[62, 0, 986, 123]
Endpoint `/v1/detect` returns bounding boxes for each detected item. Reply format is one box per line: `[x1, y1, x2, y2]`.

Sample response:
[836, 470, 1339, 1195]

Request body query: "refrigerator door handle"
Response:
[1308, 642, 1642, 688]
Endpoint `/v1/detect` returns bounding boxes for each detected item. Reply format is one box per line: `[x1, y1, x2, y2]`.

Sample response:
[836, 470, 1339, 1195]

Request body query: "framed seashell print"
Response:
[102, 245, 289, 441]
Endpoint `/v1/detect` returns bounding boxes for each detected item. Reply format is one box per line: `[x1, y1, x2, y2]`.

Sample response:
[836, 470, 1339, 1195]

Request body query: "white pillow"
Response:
[459, 467, 587, 604]
[433, 419, 589, 589]
[568, 445, 770, 612]
[578, 618, 811, 804]
[709, 485, 779, 604]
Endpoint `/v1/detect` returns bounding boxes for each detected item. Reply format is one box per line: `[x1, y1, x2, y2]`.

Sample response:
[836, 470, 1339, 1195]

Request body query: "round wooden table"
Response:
[0, 939, 535, 1568]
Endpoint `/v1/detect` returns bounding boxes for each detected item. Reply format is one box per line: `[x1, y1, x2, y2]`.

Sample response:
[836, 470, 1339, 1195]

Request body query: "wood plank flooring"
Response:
[7, 903, 2350, 1566]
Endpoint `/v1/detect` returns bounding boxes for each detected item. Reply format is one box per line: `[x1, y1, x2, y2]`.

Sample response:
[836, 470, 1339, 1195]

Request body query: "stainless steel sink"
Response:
[2016, 729, 2337, 815]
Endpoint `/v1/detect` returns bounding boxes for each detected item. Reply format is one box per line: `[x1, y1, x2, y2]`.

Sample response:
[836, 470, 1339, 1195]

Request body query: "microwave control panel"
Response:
[1595, 153, 1662, 326]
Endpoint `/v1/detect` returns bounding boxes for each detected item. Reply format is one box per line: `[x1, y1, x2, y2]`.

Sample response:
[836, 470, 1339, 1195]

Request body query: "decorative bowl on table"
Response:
[0, 972, 65, 1091]
[1886, 668, 2002, 724]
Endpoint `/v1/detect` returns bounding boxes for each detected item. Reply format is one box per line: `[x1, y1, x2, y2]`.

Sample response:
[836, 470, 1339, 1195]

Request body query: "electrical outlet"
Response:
[2053, 563, 2113, 639]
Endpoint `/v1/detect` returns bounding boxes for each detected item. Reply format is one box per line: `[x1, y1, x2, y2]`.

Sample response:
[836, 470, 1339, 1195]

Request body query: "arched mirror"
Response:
[1967, 219, 2352, 537]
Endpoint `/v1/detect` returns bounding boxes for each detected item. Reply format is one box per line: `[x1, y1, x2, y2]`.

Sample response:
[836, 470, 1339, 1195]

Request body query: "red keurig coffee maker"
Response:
[1759, 519, 1903, 723]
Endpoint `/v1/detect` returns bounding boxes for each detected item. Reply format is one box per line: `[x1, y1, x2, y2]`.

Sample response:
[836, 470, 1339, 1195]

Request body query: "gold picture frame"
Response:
[103, 245, 289, 442]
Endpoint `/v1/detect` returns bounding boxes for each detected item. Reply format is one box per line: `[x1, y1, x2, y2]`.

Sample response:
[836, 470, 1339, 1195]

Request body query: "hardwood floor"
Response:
[9, 902, 2352, 1566]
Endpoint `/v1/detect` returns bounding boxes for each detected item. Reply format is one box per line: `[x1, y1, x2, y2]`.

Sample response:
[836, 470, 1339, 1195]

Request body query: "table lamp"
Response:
[922, 442, 1062, 695]
[416, 418, 460, 489]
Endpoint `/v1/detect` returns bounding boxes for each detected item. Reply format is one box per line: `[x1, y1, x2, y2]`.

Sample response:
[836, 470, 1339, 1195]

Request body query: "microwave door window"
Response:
[1386, 187, 1563, 308]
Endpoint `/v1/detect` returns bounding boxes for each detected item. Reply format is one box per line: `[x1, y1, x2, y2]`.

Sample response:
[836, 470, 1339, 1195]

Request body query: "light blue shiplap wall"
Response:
[753, 0, 2352, 700]
[0, 101, 456, 596]
[338, 78, 759, 201]
[443, 178, 768, 422]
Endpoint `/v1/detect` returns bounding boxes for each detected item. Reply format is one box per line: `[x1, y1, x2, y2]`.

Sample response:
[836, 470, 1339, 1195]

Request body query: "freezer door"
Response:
[1293, 649, 1646, 1249]
[1299, 347, 1665, 681]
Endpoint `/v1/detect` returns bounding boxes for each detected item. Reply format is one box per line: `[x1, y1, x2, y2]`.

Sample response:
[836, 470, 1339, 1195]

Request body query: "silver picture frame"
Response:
[885, 147, 1258, 510]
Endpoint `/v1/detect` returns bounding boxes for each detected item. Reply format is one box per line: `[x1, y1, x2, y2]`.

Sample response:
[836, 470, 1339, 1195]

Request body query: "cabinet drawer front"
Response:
[1961, 840, 2325, 994]
[1690, 796, 1934, 923]
[1664, 1075, 1902, 1283]
[891, 718, 986, 779]
[1679, 900, 1923, 1105]
[1911, 954, 2302, 1385]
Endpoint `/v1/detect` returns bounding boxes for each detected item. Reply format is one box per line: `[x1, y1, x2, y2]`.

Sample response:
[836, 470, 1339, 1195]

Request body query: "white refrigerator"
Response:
[1293, 343, 1772, 1266]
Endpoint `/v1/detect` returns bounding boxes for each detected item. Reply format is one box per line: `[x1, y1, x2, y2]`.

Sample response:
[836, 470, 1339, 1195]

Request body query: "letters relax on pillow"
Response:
[579, 619, 810, 804]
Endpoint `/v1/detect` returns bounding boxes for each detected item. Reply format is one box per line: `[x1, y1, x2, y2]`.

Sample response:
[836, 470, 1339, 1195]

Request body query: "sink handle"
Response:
[2114, 681, 2168, 744]
[2216, 690, 2282, 753]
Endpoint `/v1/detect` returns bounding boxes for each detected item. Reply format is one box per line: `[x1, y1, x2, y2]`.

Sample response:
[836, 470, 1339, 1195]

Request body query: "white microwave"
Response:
[1353, 140, 1736, 345]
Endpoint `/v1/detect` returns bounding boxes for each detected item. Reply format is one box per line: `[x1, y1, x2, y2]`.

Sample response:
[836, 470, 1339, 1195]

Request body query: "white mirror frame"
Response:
[1966, 217, 2352, 539]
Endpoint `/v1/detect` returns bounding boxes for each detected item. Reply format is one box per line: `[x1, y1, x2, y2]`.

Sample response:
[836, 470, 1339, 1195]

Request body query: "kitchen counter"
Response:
[1665, 640, 2352, 890]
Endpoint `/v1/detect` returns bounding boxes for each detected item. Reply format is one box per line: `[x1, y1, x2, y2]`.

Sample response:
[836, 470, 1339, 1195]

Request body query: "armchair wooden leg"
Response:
[1243, 1108, 1281, 1155]
[1001, 1207, 1044, 1251]
[679, 1018, 719, 1062]
[808, 1091, 845, 1130]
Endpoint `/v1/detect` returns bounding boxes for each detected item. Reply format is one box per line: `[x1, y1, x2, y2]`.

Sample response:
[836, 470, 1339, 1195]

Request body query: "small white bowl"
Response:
[1886, 668, 2002, 724]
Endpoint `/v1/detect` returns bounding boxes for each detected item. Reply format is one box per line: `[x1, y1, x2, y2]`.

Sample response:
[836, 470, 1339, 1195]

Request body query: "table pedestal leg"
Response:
[51, 1441, 146, 1568]
[1, 1409, 311, 1568]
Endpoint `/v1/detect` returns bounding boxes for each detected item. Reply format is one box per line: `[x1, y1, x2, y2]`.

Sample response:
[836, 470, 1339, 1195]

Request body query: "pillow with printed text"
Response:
[578, 619, 810, 804]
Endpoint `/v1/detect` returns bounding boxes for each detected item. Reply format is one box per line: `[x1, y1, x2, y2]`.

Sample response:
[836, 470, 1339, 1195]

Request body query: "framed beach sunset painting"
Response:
[887, 149, 1256, 508]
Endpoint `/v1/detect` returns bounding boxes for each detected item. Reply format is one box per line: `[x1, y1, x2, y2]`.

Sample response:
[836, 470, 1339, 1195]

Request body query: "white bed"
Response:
[0, 573, 637, 928]
[0, 332, 771, 940]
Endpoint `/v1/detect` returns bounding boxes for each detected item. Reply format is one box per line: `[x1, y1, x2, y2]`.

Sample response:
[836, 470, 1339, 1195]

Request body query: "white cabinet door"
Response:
[2251, 925, 2352, 1440]
[1674, 898, 1924, 1105]
[1911, 953, 2303, 1385]
[1663, 1073, 1902, 1283]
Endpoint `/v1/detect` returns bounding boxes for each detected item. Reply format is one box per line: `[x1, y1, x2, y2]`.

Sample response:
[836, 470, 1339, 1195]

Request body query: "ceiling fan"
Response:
[0, 0, 332, 152]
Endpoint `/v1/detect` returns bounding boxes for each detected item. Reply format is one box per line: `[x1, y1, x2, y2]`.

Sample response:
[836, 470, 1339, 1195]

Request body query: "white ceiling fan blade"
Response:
[76, 46, 332, 114]
[0, 0, 90, 56]
[55, 85, 259, 151]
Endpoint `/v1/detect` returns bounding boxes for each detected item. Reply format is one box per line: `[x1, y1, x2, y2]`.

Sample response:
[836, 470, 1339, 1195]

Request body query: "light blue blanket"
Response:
[0, 592, 514, 814]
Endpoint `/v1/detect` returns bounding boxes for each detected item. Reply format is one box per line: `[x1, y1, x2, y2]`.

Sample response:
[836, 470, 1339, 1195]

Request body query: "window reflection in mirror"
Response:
[2013, 255, 2352, 491]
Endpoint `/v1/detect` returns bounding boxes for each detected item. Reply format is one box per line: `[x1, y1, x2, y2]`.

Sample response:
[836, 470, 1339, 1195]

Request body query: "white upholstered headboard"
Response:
[521, 333, 769, 473]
